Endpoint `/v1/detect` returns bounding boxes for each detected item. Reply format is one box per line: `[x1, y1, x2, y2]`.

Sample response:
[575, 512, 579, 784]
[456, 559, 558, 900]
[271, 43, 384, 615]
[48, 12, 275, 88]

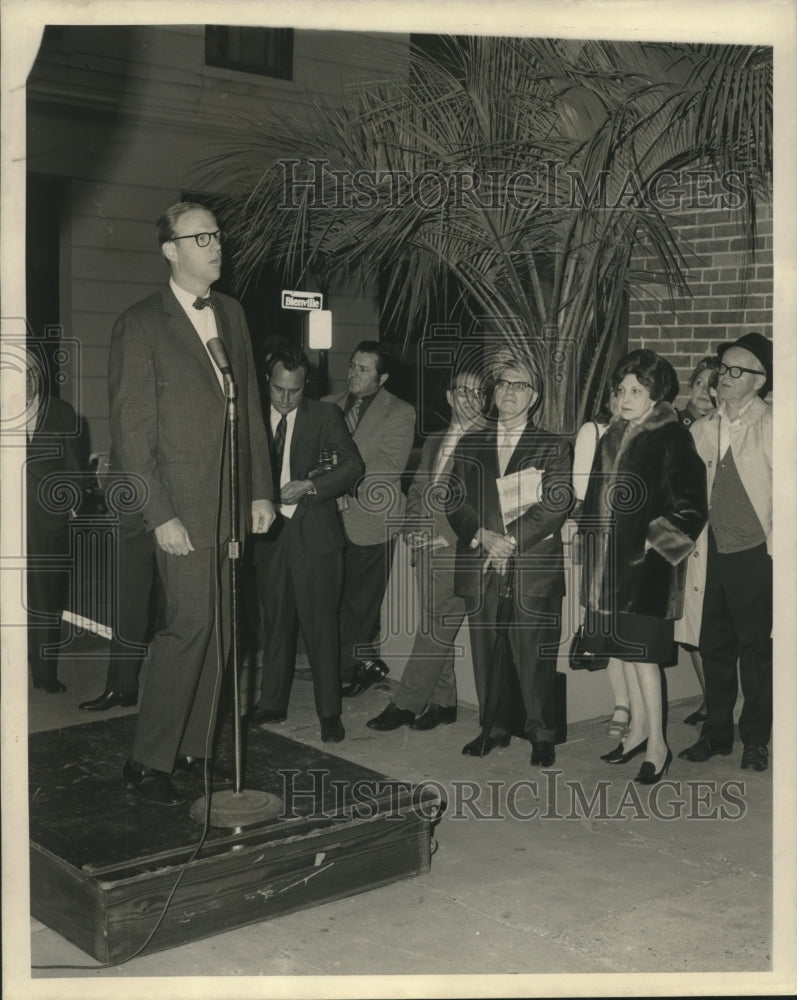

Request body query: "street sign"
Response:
[281, 290, 323, 311]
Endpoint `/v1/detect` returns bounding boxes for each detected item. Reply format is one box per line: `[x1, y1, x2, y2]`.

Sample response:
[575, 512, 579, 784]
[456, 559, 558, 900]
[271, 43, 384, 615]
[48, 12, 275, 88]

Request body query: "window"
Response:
[205, 26, 293, 80]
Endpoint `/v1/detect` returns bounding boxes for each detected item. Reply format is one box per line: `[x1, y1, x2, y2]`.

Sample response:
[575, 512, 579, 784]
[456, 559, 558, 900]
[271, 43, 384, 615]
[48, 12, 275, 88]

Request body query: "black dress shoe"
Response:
[341, 659, 389, 698]
[461, 732, 511, 757]
[741, 745, 769, 771]
[320, 715, 345, 743]
[123, 758, 184, 807]
[635, 748, 673, 785]
[683, 707, 708, 725]
[173, 755, 234, 786]
[678, 736, 732, 762]
[367, 703, 415, 731]
[79, 689, 137, 711]
[32, 678, 66, 694]
[409, 705, 457, 731]
[248, 705, 287, 726]
[530, 741, 556, 767]
[600, 738, 648, 765]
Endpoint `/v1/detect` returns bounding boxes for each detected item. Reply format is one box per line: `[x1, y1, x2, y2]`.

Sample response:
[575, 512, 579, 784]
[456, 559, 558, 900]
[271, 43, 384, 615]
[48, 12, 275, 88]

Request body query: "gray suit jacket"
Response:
[109, 286, 272, 550]
[324, 387, 415, 546]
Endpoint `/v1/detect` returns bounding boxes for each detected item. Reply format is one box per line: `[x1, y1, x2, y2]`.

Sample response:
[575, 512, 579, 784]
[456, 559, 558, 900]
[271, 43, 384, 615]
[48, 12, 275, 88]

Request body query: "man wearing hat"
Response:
[679, 332, 773, 771]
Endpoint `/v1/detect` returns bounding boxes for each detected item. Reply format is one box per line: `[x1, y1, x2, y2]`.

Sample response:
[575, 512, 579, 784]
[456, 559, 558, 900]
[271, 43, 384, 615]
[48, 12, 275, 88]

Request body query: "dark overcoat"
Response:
[579, 401, 707, 620]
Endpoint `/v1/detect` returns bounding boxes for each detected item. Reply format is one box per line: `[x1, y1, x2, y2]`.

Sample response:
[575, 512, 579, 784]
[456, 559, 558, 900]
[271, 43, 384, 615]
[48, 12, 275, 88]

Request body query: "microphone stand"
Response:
[190, 367, 283, 829]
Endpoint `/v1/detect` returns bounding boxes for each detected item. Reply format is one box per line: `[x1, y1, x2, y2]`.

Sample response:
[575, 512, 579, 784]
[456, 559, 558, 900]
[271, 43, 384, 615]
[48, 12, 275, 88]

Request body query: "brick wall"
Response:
[628, 199, 772, 406]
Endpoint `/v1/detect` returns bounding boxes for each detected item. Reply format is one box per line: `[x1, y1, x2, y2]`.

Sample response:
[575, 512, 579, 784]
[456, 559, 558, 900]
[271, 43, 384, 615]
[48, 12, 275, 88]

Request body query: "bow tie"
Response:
[193, 295, 215, 310]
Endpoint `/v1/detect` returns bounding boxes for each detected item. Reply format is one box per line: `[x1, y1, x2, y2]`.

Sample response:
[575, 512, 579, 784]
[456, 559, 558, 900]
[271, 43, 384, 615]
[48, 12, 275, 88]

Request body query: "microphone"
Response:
[207, 338, 233, 380]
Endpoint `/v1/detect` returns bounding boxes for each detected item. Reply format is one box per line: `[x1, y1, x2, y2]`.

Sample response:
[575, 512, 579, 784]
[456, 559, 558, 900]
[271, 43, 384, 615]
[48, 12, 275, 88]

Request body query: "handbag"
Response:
[568, 626, 609, 671]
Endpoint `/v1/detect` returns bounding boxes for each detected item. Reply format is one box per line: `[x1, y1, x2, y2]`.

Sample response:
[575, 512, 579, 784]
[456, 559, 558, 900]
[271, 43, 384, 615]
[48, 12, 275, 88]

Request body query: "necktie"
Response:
[272, 415, 287, 489]
[193, 295, 215, 310]
[498, 429, 514, 477]
[433, 431, 457, 482]
[345, 399, 362, 435]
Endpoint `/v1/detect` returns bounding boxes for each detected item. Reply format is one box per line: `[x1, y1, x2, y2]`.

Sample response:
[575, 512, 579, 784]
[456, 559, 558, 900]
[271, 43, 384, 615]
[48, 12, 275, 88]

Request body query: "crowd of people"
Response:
[26, 200, 773, 806]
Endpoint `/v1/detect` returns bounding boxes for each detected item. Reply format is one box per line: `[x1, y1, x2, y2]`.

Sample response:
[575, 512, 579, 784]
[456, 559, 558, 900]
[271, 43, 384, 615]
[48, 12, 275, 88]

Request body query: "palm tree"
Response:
[202, 36, 771, 432]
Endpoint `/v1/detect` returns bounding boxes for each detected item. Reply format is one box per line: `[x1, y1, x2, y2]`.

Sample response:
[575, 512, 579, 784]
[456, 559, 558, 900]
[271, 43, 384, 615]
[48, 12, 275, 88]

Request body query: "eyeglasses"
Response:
[452, 386, 485, 399]
[494, 379, 535, 393]
[718, 362, 764, 380]
[169, 230, 225, 248]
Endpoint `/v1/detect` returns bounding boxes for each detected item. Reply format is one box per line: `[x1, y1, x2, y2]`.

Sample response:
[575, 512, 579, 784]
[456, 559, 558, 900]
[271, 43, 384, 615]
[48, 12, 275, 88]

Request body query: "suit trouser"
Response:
[394, 549, 464, 713]
[466, 574, 562, 744]
[255, 520, 343, 719]
[132, 545, 228, 773]
[26, 525, 70, 684]
[699, 531, 772, 748]
[106, 528, 160, 695]
[338, 537, 396, 681]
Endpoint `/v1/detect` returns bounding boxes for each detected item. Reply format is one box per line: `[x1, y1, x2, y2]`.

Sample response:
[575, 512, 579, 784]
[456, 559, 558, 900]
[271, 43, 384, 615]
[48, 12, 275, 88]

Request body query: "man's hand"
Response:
[279, 480, 313, 505]
[154, 517, 195, 556]
[404, 529, 431, 549]
[477, 528, 517, 575]
[251, 498, 277, 533]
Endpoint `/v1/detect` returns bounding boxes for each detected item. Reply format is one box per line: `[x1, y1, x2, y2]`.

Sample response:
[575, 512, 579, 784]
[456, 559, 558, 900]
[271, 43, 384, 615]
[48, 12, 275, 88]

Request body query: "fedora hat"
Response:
[717, 332, 772, 394]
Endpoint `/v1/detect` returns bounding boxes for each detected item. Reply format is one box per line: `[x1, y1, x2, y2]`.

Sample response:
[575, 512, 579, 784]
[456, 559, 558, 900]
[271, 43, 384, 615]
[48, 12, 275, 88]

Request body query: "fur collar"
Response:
[602, 401, 679, 472]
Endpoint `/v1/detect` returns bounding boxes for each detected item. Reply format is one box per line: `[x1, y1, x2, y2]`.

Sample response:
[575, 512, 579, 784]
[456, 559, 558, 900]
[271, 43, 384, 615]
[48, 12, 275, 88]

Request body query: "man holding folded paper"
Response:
[446, 355, 572, 767]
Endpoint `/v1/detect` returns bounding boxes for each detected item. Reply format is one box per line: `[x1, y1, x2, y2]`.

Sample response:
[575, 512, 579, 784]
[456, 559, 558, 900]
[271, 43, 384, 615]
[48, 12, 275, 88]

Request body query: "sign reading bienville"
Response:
[281, 290, 323, 310]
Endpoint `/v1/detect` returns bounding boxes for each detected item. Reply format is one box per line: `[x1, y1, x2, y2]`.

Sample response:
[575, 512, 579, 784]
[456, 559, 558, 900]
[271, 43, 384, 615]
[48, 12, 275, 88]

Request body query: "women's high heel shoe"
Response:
[634, 748, 673, 785]
[600, 738, 648, 765]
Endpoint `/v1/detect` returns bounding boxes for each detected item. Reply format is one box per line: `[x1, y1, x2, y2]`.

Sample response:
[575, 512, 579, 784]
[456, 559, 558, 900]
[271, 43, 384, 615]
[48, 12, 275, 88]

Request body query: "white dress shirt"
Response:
[271, 405, 299, 518]
[718, 397, 755, 459]
[496, 420, 526, 477]
[169, 278, 224, 390]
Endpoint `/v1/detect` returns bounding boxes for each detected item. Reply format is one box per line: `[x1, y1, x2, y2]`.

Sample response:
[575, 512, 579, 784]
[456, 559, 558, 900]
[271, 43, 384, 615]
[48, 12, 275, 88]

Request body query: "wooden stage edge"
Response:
[29, 717, 439, 963]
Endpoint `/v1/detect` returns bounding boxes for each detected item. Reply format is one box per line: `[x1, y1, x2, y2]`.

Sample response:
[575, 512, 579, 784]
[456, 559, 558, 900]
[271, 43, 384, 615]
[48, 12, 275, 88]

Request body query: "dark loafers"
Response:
[123, 758, 184, 807]
[367, 703, 415, 731]
[461, 733, 511, 757]
[79, 690, 137, 711]
[740, 745, 769, 771]
[409, 705, 457, 730]
[678, 736, 732, 762]
[320, 715, 346, 743]
[342, 659, 389, 698]
[248, 705, 287, 726]
[530, 741, 556, 767]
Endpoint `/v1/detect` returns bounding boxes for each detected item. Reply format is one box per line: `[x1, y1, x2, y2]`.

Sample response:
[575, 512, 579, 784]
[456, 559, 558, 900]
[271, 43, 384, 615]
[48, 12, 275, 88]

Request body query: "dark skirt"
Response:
[581, 609, 676, 665]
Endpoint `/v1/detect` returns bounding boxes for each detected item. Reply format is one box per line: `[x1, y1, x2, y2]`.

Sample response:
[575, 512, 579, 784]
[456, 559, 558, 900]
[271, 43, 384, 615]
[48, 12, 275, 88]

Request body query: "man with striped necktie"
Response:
[324, 341, 416, 697]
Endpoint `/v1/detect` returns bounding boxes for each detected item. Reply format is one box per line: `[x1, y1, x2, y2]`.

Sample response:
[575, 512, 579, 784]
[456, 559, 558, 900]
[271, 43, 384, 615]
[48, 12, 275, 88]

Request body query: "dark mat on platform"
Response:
[29, 716, 417, 870]
[29, 717, 437, 960]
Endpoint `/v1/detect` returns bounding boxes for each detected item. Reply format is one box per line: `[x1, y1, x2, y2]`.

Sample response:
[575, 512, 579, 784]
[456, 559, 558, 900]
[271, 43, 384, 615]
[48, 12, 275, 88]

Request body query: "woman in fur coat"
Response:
[579, 350, 708, 784]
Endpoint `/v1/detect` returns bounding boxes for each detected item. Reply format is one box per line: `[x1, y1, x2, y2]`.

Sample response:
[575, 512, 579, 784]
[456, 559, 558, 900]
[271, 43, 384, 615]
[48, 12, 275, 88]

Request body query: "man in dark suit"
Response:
[447, 354, 571, 767]
[367, 366, 486, 731]
[109, 201, 276, 805]
[25, 347, 82, 693]
[249, 346, 364, 742]
[78, 512, 160, 711]
[324, 341, 416, 697]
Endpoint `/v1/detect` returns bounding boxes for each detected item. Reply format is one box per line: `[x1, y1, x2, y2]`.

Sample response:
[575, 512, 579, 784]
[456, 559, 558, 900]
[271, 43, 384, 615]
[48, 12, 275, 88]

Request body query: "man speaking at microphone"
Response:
[109, 201, 276, 806]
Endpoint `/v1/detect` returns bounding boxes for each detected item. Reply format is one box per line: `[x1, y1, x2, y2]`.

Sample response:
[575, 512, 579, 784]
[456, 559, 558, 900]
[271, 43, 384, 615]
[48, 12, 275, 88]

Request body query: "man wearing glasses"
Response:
[109, 201, 276, 805]
[446, 355, 571, 767]
[680, 332, 773, 772]
[367, 367, 487, 732]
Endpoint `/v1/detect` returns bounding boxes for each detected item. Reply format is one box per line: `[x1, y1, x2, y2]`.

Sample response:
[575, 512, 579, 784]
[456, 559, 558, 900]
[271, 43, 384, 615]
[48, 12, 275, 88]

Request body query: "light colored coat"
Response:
[324, 387, 415, 546]
[675, 396, 773, 645]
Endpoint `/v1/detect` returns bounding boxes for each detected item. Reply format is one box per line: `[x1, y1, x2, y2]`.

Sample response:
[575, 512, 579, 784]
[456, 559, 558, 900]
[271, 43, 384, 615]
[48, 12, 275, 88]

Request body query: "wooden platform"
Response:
[29, 717, 438, 963]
